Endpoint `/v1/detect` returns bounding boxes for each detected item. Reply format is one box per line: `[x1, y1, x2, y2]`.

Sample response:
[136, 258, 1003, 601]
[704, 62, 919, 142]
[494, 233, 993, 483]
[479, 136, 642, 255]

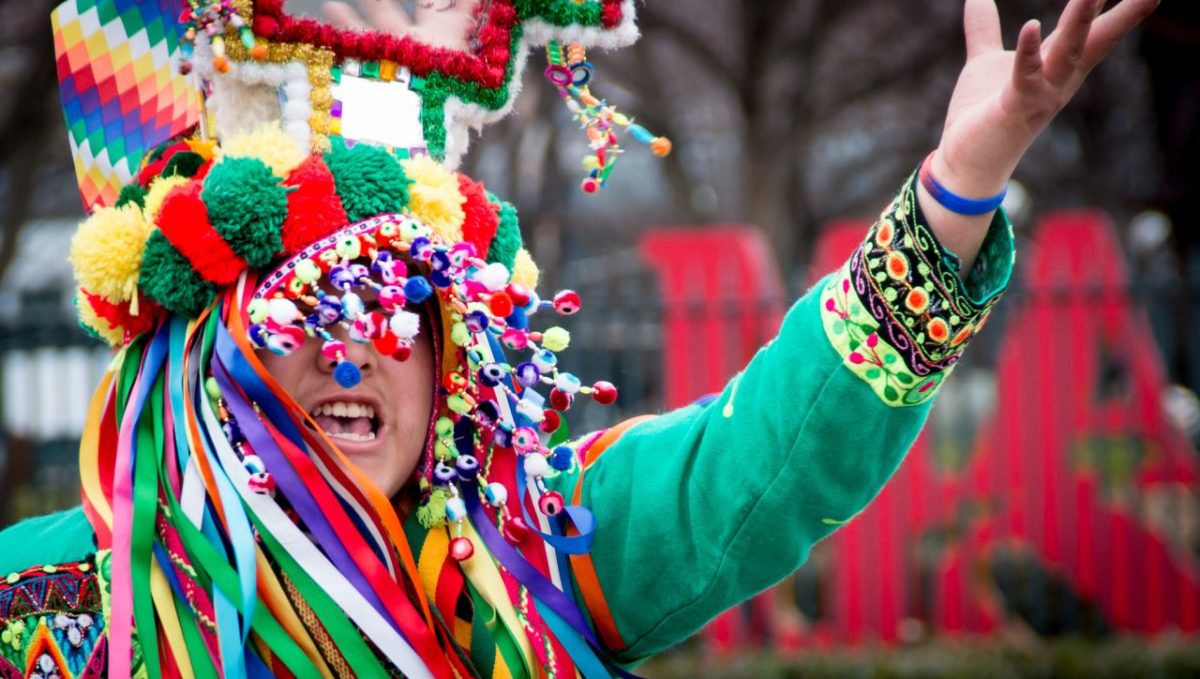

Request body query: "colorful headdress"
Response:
[56, 0, 663, 676]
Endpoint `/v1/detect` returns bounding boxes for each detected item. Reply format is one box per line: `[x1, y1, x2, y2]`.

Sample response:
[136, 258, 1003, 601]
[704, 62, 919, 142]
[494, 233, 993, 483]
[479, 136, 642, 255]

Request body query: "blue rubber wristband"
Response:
[918, 153, 1007, 216]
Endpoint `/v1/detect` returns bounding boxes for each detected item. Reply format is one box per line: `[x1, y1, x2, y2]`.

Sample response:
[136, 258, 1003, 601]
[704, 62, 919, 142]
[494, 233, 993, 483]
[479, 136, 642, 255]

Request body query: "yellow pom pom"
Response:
[218, 122, 307, 178]
[511, 248, 540, 290]
[76, 289, 125, 346]
[402, 156, 465, 243]
[70, 204, 154, 305]
[142, 175, 189, 224]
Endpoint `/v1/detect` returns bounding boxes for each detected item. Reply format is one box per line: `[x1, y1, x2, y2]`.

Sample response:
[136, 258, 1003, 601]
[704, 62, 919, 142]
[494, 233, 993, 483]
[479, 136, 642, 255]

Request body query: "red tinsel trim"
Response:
[281, 154, 350, 255]
[157, 181, 248, 284]
[457, 174, 499, 260]
[251, 0, 624, 90]
[83, 290, 163, 343]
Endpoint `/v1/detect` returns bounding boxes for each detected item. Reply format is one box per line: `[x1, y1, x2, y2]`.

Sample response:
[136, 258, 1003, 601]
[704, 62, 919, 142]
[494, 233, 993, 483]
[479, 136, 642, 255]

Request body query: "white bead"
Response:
[445, 497, 467, 522]
[554, 372, 582, 394]
[484, 482, 508, 506]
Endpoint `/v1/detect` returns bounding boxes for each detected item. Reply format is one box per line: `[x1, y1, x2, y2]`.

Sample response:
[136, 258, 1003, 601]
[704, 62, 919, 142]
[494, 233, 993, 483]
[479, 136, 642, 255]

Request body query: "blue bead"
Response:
[465, 310, 490, 334]
[455, 454, 480, 480]
[432, 462, 458, 486]
[514, 362, 540, 388]
[476, 400, 500, 425]
[478, 363, 506, 387]
[333, 361, 361, 388]
[248, 324, 269, 348]
[429, 269, 453, 288]
[405, 277, 433, 303]
[506, 307, 528, 330]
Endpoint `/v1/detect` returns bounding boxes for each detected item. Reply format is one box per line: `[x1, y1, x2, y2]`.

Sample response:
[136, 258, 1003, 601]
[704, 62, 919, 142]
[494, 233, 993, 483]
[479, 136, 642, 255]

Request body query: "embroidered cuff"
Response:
[820, 172, 1014, 407]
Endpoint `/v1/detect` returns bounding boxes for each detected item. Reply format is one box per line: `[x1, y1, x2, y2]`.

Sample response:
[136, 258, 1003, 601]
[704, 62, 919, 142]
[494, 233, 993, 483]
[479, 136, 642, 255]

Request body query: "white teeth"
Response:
[329, 431, 377, 442]
[310, 401, 378, 421]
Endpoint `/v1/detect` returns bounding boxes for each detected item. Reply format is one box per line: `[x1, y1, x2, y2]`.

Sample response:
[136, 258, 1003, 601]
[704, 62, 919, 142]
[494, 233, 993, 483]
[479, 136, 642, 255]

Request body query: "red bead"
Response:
[391, 344, 413, 362]
[540, 409, 561, 433]
[372, 333, 400, 356]
[489, 292, 514, 318]
[503, 517, 529, 544]
[506, 283, 532, 307]
[449, 536, 475, 562]
[581, 177, 600, 194]
[591, 381, 618, 405]
[553, 290, 581, 315]
[549, 388, 573, 411]
[443, 372, 468, 393]
[538, 491, 565, 516]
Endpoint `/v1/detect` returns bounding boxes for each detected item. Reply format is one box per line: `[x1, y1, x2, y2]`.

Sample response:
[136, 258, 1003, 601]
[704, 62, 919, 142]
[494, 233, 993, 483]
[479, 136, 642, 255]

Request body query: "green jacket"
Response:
[0, 174, 1013, 675]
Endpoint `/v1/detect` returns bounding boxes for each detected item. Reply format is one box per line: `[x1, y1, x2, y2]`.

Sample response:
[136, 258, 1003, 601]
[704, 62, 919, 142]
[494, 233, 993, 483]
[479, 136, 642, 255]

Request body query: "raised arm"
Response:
[557, 0, 1157, 663]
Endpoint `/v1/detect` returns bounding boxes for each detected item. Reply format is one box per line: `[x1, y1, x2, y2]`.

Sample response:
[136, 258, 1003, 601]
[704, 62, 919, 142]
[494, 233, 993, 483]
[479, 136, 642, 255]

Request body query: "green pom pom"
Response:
[201, 157, 287, 268]
[324, 139, 411, 223]
[416, 488, 450, 529]
[162, 151, 205, 179]
[486, 196, 521, 271]
[115, 184, 147, 209]
[140, 230, 216, 316]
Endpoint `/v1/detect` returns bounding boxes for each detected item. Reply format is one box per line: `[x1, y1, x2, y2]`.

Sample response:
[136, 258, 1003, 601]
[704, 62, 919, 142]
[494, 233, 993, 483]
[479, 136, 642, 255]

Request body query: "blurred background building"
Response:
[0, 0, 1198, 675]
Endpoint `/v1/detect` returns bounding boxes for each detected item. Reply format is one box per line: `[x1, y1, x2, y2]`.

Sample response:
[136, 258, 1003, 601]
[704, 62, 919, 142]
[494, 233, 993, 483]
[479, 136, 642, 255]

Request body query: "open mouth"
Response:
[310, 399, 382, 443]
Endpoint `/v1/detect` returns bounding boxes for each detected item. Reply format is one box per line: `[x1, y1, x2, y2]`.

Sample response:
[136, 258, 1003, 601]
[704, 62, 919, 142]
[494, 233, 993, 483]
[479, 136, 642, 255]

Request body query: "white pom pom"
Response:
[267, 298, 298, 325]
[473, 263, 510, 292]
[389, 310, 421, 339]
[523, 453, 550, 477]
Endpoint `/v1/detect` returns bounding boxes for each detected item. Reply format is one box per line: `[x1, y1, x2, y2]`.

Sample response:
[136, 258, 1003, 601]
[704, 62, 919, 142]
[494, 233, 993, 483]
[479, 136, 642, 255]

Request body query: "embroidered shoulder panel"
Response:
[0, 557, 107, 678]
[821, 174, 1011, 407]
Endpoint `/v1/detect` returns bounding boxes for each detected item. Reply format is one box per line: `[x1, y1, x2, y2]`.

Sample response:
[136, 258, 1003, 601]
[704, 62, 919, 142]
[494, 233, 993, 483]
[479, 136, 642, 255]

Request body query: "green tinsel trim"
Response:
[140, 230, 216, 317]
[162, 151, 205, 179]
[415, 488, 451, 529]
[515, 0, 604, 25]
[324, 139, 412, 223]
[486, 196, 521, 271]
[116, 184, 148, 209]
[417, 28, 524, 159]
[201, 157, 288, 269]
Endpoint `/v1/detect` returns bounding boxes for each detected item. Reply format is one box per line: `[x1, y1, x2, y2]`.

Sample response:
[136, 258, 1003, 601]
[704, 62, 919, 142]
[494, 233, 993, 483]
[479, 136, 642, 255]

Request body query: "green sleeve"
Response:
[576, 173, 1015, 661]
[0, 506, 97, 575]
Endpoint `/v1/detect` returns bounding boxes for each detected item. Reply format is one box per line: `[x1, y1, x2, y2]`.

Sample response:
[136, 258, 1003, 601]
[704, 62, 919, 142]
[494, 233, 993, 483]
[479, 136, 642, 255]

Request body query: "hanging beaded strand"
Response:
[544, 41, 672, 194]
[178, 0, 264, 75]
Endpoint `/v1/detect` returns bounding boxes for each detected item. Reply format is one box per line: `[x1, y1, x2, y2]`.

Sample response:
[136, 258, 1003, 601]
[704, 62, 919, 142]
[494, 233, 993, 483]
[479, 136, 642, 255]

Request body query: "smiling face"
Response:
[257, 300, 438, 498]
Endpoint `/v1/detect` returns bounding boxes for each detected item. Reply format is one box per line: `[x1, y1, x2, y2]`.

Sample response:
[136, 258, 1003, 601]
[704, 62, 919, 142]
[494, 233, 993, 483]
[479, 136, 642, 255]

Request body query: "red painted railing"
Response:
[640, 211, 1200, 647]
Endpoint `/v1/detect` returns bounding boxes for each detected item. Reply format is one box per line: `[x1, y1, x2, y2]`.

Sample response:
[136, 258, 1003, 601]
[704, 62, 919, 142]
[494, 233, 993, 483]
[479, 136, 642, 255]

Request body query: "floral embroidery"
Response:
[820, 173, 1012, 407]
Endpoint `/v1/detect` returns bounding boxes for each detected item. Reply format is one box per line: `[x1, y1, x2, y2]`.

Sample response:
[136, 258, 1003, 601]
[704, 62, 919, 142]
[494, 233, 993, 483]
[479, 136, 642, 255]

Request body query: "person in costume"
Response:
[0, 0, 1155, 676]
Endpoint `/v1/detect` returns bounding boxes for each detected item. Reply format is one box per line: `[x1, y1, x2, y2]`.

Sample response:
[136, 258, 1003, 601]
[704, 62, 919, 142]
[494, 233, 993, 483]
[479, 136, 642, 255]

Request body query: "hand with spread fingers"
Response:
[921, 0, 1159, 271]
[322, 0, 481, 50]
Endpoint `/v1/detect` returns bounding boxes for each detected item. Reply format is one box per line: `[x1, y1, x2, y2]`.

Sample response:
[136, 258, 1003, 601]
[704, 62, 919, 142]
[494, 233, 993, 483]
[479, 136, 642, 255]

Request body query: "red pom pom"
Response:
[157, 181, 247, 284]
[253, 14, 278, 36]
[602, 1, 624, 28]
[280, 155, 349, 255]
[457, 174, 499, 260]
[83, 290, 163, 342]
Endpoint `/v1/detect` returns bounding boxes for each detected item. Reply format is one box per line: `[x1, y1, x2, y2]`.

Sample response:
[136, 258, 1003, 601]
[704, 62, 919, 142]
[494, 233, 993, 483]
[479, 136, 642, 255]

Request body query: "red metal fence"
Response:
[635, 211, 1200, 647]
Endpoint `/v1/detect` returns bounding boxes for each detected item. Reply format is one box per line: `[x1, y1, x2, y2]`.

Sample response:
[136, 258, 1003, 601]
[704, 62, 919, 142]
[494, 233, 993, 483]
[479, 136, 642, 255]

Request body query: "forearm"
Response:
[917, 147, 1014, 274]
